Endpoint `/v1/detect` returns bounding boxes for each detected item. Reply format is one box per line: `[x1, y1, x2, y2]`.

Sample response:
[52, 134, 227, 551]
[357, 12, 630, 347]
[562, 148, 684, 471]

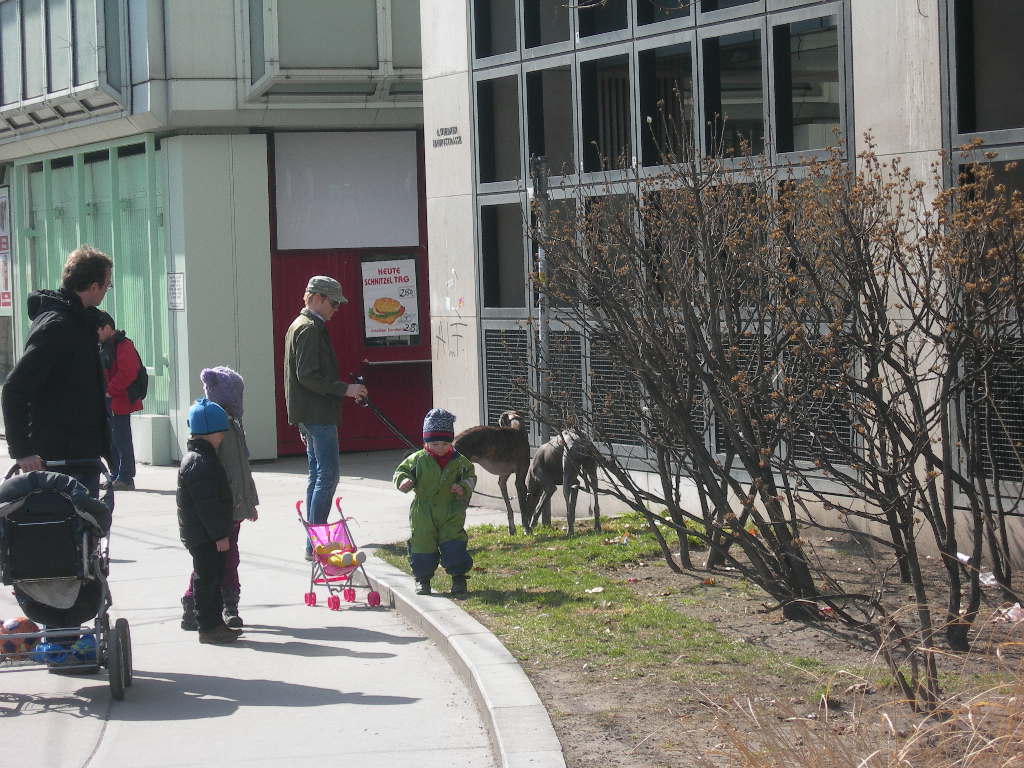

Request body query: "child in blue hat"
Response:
[393, 408, 477, 596]
[177, 398, 240, 645]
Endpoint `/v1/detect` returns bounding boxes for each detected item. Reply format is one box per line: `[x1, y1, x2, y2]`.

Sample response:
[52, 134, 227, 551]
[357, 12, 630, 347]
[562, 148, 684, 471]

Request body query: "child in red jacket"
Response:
[96, 311, 144, 490]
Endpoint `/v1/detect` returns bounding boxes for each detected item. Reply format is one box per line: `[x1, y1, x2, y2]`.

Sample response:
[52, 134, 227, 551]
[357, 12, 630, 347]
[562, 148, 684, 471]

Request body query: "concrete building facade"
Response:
[420, 0, 1024, 505]
[0, 0, 429, 463]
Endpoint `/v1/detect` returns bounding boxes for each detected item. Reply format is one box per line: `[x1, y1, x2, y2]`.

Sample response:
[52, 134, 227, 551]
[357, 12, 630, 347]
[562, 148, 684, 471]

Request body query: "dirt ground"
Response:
[507, 535, 1024, 768]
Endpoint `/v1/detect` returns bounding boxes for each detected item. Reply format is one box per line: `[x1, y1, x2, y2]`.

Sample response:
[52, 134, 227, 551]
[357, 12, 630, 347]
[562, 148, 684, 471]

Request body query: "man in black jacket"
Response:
[1, 246, 112, 498]
[177, 398, 241, 646]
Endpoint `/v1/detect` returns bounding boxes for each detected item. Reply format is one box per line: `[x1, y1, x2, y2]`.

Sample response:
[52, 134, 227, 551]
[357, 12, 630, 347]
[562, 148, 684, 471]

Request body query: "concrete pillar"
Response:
[421, 0, 483, 424]
[164, 134, 277, 461]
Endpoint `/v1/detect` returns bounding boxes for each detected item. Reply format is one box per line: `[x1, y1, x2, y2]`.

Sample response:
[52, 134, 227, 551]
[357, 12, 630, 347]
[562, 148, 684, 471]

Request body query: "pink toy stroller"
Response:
[297, 498, 381, 609]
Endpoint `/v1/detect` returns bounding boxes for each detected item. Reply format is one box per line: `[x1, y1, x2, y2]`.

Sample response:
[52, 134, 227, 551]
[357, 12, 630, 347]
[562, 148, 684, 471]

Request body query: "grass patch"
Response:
[376, 513, 836, 684]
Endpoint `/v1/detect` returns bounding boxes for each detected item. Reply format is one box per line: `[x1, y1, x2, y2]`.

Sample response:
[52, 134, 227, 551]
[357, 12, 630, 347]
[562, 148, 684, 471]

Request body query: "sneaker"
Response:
[198, 625, 240, 644]
[450, 575, 469, 596]
[111, 479, 135, 491]
[225, 613, 243, 629]
[415, 579, 431, 596]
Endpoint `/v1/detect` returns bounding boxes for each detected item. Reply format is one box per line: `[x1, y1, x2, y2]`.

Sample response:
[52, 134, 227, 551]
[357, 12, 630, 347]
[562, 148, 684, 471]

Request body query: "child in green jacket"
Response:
[394, 408, 477, 596]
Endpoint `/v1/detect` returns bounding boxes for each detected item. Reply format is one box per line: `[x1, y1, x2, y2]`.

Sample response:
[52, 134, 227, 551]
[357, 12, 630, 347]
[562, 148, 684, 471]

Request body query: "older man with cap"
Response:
[284, 276, 368, 559]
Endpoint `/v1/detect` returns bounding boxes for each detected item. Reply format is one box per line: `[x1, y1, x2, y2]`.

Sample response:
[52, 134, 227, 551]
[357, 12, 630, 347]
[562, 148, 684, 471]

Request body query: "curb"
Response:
[365, 560, 567, 768]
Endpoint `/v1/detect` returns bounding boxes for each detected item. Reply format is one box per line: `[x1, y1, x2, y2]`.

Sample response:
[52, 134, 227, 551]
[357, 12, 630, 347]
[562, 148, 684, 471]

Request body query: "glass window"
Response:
[47, 0, 71, 92]
[103, 0, 123, 90]
[701, 0, 757, 10]
[391, 0, 422, 68]
[639, 43, 694, 166]
[475, 0, 517, 58]
[478, 76, 521, 183]
[773, 16, 840, 153]
[249, 0, 266, 82]
[278, 0, 378, 69]
[532, 198, 576, 308]
[1, 1, 22, 103]
[581, 55, 631, 172]
[481, 204, 526, 308]
[955, 0, 1024, 133]
[73, 0, 97, 86]
[525, 0, 570, 48]
[527, 66, 574, 175]
[703, 30, 764, 156]
[22, 0, 44, 99]
[578, 0, 627, 38]
[637, 0, 691, 25]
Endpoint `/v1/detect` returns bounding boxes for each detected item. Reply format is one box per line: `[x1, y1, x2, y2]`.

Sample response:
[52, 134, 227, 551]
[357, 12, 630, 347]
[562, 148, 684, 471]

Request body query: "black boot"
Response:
[181, 596, 198, 631]
[415, 579, 431, 595]
[222, 588, 243, 628]
[450, 575, 468, 596]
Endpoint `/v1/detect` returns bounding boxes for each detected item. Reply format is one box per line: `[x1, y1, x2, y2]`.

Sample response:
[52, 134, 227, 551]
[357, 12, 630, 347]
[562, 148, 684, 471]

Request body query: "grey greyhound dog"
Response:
[524, 429, 601, 536]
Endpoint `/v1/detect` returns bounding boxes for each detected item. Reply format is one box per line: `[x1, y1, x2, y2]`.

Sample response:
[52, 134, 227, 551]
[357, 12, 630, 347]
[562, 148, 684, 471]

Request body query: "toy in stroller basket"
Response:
[0, 464, 133, 700]
[298, 498, 381, 609]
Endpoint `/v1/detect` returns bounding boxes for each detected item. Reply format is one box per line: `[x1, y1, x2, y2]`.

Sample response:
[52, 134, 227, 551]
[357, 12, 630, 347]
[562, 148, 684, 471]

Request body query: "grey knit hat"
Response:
[201, 366, 244, 419]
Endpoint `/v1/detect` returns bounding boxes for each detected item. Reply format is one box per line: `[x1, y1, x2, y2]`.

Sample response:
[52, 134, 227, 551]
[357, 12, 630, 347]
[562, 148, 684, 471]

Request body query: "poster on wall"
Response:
[361, 258, 419, 339]
[0, 186, 11, 314]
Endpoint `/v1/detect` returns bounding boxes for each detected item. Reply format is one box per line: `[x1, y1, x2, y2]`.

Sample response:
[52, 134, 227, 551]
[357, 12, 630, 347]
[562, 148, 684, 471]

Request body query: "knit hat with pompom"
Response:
[200, 366, 244, 419]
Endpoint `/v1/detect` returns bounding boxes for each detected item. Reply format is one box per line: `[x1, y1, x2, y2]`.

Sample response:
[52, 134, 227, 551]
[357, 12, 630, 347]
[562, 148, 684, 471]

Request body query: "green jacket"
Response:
[394, 450, 477, 553]
[283, 309, 348, 426]
[219, 418, 259, 521]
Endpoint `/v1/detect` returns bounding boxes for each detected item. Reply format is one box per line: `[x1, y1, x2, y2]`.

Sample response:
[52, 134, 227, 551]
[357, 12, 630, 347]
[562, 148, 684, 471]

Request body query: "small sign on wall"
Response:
[168, 272, 185, 311]
[0, 186, 11, 314]
[361, 258, 419, 338]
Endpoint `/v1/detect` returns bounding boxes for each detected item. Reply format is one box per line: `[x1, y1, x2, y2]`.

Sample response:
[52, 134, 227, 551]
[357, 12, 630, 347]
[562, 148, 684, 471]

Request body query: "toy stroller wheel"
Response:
[367, 591, 381, 607]
[343, 588, 356, 603]
[108, 626, 125, 701]
[303, 592, 310, 605]
[328, 595, 340, 610]
[308, 592, 317, 607]
[115, 619, 133, 687]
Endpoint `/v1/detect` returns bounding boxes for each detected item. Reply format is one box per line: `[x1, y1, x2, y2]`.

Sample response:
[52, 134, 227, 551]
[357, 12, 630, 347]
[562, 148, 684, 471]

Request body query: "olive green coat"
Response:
[394, 450, 477, 553]
[283, 309, 349, 426]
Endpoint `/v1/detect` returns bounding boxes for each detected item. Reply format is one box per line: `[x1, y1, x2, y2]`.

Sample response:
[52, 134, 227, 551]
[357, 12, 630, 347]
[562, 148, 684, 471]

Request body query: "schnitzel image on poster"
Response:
[368, 296, 406, 324]
[361, 258, 419, 338]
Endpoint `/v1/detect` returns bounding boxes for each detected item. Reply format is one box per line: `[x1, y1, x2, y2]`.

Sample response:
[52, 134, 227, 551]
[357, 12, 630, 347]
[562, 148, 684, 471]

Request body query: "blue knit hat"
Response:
[422, 408, 456, 442]
[188, 398, 229, 436]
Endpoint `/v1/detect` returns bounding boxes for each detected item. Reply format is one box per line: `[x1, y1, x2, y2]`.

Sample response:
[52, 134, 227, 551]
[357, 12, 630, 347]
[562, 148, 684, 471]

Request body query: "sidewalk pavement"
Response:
[0, 447, 563, 768]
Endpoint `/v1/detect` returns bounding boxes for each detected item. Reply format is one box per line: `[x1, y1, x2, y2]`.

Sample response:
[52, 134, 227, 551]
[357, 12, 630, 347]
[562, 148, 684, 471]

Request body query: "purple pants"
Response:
[184, 521, 242, 597]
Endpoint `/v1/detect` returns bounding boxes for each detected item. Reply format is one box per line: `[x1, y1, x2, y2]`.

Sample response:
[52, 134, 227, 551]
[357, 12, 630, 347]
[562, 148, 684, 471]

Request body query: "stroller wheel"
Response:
[328, 595, 341, 610]
[115, 619, 133, 688]
[367, 591, 382, 607]
[108, 626, 126, 701]
[307, 592, 317, 607]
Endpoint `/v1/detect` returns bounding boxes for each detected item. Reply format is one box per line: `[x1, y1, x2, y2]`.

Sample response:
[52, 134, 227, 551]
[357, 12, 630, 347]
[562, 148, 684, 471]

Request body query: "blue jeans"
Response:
[299, 423, 340, 552]
[109, 414, 136, 482]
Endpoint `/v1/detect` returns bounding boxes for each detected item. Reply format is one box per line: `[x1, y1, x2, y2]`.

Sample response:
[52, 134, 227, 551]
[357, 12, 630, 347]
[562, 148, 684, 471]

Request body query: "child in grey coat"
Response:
[180, 366, 260, 630]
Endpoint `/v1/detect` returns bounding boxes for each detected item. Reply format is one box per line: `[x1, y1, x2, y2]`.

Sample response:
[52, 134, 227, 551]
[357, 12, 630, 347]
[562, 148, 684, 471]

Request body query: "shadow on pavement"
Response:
[240, 639, 396, 659]
[246, 623, 425, 645]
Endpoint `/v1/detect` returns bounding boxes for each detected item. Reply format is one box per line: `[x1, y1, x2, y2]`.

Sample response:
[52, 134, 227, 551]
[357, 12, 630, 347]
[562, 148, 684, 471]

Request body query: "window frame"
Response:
[523, 52, 579, 186]
[577, 42, 636, 183]
[767, 3, 846, 165]
[478, 190, 532, 319]
[474, 65, 526, 192]
[635, 28, 697, 174]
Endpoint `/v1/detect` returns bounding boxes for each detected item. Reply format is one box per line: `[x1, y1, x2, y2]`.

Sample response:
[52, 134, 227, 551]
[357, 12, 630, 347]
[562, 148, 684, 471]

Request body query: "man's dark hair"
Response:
[95, 310, 115, 330]
[61, 245, 112, 293]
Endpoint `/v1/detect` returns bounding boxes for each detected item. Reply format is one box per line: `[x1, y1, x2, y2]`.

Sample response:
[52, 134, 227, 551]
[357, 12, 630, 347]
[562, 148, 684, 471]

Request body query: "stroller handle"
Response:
[295, 497, 345, 520]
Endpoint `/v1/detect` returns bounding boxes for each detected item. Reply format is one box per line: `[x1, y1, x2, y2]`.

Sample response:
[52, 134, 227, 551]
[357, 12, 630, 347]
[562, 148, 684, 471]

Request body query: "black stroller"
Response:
[0, 466, 133, 700]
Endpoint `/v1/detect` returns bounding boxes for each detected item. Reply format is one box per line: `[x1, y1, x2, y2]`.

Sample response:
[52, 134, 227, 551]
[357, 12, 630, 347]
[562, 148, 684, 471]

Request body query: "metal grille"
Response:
[543, 330, 584, 425]
[484, 327, 531, 427]
[790, 354, 854, 464]
[714, 334, 763, 455]
[971, 349, 1024, 481]
[589, 335, 643, 446]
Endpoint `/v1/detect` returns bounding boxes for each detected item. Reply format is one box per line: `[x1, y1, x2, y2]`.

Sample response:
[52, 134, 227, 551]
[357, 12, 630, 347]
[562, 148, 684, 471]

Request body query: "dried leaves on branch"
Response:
[524, 130, 1024, 713]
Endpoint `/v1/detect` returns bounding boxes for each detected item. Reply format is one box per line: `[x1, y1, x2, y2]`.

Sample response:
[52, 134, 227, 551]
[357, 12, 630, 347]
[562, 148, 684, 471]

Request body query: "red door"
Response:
[271, 249, 432, 455]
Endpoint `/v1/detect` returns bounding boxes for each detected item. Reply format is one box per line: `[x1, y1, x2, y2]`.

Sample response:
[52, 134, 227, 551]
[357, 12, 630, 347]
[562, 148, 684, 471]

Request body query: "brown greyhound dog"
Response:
[524, 430, 601, 536]
[452, 411, 530, 535]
